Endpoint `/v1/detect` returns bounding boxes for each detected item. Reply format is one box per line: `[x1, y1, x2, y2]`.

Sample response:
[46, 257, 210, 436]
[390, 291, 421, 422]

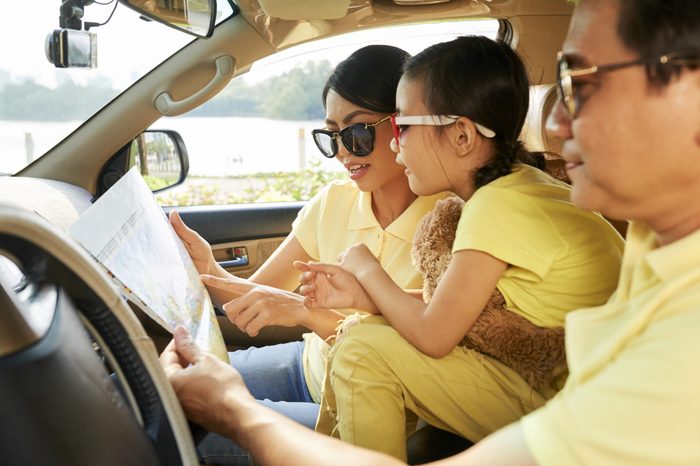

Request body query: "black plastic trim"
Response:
[165, 202, 304, 243]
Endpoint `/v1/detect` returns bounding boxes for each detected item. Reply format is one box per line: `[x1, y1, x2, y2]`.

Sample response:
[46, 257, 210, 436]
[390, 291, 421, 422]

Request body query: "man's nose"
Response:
[546, 97, 573, 141]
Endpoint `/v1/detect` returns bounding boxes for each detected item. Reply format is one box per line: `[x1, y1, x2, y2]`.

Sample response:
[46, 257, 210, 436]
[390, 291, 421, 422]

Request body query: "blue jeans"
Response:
[197, 341, 320, 465]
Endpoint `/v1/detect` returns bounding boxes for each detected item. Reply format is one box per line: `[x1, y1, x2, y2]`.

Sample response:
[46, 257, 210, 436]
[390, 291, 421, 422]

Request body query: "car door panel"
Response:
[165, 203, 308, 349]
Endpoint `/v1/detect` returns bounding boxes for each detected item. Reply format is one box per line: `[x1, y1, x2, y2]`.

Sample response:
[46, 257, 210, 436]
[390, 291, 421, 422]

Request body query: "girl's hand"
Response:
[337, 244, 381, 279]
[170, 210, 216, 275]
[294, 261, 379, 313]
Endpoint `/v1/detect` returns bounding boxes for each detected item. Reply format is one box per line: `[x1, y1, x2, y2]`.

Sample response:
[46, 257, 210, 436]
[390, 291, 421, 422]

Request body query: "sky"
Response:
[3, 0, 191, 88]
[3, 1, 497, 90]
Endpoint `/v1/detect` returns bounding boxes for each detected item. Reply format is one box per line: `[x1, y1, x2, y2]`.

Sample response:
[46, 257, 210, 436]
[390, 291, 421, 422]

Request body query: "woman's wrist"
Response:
[211, 261, 230, 278]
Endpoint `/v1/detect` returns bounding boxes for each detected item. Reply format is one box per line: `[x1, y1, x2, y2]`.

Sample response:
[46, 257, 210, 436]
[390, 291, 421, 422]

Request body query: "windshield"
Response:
[0, 0, 201, 175]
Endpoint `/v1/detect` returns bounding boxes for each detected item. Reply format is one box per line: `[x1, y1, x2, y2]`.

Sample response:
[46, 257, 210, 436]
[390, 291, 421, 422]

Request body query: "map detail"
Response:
[69, 167, 228, 362]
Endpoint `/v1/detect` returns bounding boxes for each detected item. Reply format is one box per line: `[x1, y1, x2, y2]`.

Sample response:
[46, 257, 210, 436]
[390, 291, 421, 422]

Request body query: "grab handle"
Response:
[155, 55, 235, 116]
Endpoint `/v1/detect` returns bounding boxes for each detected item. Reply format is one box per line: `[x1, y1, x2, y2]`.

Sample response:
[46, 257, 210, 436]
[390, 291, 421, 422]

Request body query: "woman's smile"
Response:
[346, 163, 370, 180]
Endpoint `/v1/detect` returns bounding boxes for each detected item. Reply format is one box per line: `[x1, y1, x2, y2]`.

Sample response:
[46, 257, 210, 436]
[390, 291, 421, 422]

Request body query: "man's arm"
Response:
[162, 327, 537, 466]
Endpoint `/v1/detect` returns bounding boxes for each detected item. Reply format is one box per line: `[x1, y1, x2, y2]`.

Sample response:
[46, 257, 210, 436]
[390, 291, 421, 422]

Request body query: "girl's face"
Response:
[392, 77, 453, 196]
[324, 90, 407, 192]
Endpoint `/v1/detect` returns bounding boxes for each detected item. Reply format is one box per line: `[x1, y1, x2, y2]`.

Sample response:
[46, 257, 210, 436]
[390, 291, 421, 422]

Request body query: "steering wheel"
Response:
[0, 204, 198, 466]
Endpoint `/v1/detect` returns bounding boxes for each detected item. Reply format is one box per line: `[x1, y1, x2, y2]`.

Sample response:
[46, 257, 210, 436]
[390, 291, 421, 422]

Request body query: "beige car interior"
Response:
[1, 0, 638, 462]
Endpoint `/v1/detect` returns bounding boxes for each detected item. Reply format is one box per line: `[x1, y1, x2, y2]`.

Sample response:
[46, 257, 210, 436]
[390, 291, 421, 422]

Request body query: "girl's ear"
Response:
[452, 117, 479, 158]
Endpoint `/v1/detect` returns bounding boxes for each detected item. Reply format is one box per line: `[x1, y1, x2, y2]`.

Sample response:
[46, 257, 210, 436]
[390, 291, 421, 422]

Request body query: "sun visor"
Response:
[257, 0, 351, 20]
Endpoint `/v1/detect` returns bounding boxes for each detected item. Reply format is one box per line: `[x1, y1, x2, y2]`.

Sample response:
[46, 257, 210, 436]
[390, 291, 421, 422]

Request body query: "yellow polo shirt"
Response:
[292, 180, 446, 402]
[453, 164, 624, 327]
[522, 221, 700, 465]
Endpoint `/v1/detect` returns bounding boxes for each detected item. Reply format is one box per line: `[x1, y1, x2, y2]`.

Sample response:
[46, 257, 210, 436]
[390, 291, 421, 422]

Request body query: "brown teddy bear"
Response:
[411, 196, 567, 390]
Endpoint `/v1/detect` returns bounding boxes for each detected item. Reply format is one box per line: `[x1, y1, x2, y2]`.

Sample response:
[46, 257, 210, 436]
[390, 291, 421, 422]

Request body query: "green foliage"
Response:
[142, 175, 171, 191]
[258, 61, 332, 120]
[172, 60, 332, 121]
[0, 78, 118, 121]
[0, 59, 332, 121]
[156, 159, 345, 206]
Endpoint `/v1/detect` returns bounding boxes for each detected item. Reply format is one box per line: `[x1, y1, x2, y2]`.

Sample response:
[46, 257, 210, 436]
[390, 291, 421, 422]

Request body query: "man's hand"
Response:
[201, 275, 310, 335]
[160, 327, 254, 437]
[295, 261, 378, 313]
[169, 210, 217, 275]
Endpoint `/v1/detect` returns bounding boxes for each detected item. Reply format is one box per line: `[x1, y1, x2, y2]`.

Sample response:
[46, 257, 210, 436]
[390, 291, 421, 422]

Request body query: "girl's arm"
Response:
[349, 246, 507, 358]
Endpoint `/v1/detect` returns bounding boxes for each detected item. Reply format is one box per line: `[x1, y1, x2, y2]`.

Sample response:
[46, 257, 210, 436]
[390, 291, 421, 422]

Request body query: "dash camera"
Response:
[45, 28, 97, 69]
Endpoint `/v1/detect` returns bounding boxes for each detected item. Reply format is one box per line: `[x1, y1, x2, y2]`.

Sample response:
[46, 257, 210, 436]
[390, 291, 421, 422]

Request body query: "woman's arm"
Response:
[202, 274, 346, 339]
[201, 234, 348, 339]
[249, 234, 313, 289]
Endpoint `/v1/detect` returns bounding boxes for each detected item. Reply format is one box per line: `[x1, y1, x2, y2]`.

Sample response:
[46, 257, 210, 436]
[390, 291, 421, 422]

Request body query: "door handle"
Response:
[218, 246, 249, 268]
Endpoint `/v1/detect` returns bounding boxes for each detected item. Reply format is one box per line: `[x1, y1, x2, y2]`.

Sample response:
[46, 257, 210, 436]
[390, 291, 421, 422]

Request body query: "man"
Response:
[161, 0, 700, 464]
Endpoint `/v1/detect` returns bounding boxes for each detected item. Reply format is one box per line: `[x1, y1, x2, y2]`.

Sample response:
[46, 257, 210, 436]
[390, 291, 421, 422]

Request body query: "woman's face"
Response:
[392, 77, 453, 196]
[324, 90, 407, 192]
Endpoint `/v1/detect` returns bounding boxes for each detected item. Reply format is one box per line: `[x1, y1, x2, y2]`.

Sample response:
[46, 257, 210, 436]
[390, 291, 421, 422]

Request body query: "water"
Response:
[0, 116, 344, 177]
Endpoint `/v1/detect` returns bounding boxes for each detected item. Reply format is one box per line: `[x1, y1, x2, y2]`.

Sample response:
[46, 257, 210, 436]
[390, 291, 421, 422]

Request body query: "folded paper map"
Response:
[69, 167, 228, 362]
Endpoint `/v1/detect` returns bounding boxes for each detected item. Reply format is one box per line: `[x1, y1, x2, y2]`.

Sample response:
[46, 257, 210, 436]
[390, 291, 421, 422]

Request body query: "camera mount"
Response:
[59, 0, 95, 31]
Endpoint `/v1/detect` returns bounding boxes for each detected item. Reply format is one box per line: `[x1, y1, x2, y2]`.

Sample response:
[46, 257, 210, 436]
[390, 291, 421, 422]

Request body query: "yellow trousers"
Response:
[316, 316, 558, 461]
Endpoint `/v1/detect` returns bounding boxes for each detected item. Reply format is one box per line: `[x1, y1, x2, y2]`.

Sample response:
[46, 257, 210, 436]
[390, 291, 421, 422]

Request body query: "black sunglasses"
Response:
[311, 115, 391, 158]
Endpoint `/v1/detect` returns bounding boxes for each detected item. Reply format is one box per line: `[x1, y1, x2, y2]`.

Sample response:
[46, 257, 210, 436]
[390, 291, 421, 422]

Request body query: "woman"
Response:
[171, 44, 446, 465]
[298, 36, 624, 461]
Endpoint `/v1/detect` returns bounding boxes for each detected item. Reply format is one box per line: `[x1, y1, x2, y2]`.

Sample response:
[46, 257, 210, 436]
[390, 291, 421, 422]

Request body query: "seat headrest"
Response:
[520, 84, 562, 159]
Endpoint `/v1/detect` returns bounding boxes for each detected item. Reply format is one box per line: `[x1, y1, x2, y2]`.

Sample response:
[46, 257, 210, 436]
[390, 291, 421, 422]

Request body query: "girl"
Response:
[171, 44, 447, 465]
[298, 36, 624, 461]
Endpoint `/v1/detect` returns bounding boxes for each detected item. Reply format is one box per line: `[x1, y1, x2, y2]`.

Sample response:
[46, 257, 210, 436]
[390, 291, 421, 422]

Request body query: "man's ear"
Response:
[452, 117, 479, 158]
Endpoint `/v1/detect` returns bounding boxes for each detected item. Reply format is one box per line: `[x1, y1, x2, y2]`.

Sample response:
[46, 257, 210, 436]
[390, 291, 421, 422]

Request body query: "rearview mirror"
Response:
[118, 0, 216, 38]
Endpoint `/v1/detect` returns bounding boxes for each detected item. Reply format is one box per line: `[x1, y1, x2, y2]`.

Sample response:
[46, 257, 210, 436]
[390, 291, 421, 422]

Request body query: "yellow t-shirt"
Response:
[292, 180, 446, 402]
[521, 221, 700, 465]
[453, 164, 624, 327]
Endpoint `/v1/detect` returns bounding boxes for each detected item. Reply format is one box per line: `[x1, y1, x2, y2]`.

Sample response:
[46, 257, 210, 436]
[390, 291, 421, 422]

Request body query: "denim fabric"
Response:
[197, 341, 320, 466]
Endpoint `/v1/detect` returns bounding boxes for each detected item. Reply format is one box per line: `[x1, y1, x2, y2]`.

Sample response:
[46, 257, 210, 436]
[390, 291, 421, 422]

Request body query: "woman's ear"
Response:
[452, 117, 479, 158]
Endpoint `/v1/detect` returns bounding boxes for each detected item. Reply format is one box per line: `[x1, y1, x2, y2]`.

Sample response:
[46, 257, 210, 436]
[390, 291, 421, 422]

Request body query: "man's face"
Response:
[548, 0, 700, 224]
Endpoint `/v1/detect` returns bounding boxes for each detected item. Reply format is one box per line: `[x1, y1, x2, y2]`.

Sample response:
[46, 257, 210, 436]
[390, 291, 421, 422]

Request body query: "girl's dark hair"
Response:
[403, 36, 544, 188]
[322, 45, 410, 114]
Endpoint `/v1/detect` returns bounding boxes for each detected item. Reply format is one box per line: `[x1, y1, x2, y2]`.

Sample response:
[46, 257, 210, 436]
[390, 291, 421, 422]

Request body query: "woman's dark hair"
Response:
[617, 0, 700, 88]
[322, 45, 410, 114]
[402, 35, 544, 188]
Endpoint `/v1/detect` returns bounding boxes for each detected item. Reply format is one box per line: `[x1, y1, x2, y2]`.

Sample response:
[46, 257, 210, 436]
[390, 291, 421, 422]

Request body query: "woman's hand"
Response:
[295, 261, 379, 313]
[169, 210, 217, 275]
[201, 275, 310, 336]
[160, 326, 255, 437]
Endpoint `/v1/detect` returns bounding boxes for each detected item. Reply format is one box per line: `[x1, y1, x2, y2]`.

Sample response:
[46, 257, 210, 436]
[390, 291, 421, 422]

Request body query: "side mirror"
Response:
[128, 130, 189, 193]
[118, 0, 216, 38]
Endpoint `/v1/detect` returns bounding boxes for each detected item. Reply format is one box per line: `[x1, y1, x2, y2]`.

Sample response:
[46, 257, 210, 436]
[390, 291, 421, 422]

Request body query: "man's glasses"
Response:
[556, 51, 700, 117]
[390, 114, 496, 145]
[311, 115, 391, 158]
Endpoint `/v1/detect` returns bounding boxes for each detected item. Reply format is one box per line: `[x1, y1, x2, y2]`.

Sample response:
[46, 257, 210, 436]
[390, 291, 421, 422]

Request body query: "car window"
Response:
[0, 0, 199, 175]
[153, 19, 499, 206]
